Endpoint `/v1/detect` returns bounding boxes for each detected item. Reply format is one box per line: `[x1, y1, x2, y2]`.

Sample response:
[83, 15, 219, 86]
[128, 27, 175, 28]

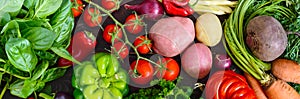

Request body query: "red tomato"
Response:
[130, 60, 154, 85]
[133, 35, 152, 54]
[83, 8, 102, 27]
[125, 14, 144, 34]
[71, 0, 84, 17]
[101, 0, 119, 10]
[113, 42, 129, 59]
[103, 24, 123, 43]
[156, 58, 180, 81]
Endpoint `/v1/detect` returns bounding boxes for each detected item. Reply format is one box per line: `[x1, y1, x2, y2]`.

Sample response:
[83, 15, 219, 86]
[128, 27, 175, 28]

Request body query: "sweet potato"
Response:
[271, 59, 300, 84]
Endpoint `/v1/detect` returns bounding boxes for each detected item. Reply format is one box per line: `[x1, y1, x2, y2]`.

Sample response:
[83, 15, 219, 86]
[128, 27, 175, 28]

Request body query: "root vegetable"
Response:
[195, 13, 223, 47]
[124, 0, 164, 20]
[244, 72, 268, 99]
[246, 15, 287, 62]
[271, 59, 300, 84]
[181, 43, 212, 79]
[265, 79, 300, 99]
[149, 17, 195, 57]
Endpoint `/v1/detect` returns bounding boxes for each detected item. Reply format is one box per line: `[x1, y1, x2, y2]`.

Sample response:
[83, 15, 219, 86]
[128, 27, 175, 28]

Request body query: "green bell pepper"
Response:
[73, 52, 128, 99]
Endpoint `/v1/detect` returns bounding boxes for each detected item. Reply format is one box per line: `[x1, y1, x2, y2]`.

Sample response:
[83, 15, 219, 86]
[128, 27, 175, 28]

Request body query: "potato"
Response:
[195, 13, 223, 47]
[246, 15, 287, 62]
[181, 43, 212, 79]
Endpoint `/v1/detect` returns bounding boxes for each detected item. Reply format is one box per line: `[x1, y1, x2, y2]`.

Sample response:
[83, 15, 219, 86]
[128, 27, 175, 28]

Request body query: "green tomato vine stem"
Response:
[85, 0, 164, 76]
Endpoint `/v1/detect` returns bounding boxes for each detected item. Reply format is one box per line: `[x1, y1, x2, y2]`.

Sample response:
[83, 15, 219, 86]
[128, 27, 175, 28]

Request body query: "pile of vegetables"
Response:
[2, 0, 300, 98]
[0, 0, 78, 98]
[223, 0, 300, 98]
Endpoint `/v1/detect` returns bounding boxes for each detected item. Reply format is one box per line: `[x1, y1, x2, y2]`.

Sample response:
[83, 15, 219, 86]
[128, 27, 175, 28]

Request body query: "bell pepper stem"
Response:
[39, 93, 54, 99]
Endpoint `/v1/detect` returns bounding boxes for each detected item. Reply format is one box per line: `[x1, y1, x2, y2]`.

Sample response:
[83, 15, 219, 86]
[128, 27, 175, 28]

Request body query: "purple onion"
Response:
[214, 54, 232, 69]
[124, 0, 164, 20]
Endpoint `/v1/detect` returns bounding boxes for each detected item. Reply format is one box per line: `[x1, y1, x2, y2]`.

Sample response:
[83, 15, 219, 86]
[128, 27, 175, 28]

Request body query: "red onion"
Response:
[214, 54, 232, 69]
[124, 0, 164, 20]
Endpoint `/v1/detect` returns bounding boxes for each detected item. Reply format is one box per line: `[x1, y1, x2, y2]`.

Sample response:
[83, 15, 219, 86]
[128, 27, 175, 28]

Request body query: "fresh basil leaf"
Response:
[34, 80, 45, 92]
[34, 0, 63, 18]
[0, 0, 25, 13]
[50, 47, 81, 65]
[50, 0, 74, 48]
[41, 67, 67, 82]
[40, 84, 52, 95]
[9, 79, 36, 98]
[35, 50, 58, 66]
[3, 62, 30, 78]
[24, 0, 35, 9]
[0, 20, 19, 34]
[17, 19, 52, 30]
[22, 27, 56, 50]
[5, 38, 38, 72]
[31, 61, 49, 80]
[36, 50, 57, 60]
[0, 12, 10, 26]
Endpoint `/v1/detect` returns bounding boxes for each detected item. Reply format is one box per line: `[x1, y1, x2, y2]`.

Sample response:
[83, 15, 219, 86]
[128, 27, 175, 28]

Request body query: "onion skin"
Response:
[124, 0, 164, 20]
[214, 54, 232, 70]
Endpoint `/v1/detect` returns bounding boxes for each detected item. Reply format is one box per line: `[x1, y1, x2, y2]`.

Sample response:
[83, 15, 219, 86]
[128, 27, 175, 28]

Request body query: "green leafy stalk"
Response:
[223, 0, 293, 86]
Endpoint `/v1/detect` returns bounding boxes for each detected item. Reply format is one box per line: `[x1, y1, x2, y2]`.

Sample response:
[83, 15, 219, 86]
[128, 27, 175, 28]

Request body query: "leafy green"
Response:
[34, 0, 63, 18]
[23, 0, 35, 10]
[0, 20, 20, 35]
[31, 61, 49, 80]
[125, 78, 192, 99]
[51, 47, 81, 65]
[22, 27, 56, 50]
[0, 0, 25, 13]
[40, 67, 67, 82]
[9, 79, 36, 98]
[5, 38, 38, 72]
[50, 0, 74, 48]
[0, 0, 75, 98]
[16, 19, 52, 30]
[0, 12, 11, 26]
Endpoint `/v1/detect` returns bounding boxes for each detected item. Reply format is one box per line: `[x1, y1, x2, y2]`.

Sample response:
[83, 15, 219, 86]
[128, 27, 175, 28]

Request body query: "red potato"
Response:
[181, 43, 212, 79]
[149, 17, 195, 57]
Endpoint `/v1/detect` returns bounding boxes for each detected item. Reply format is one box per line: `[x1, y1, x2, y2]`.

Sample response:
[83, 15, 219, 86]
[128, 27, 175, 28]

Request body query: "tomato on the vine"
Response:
[101, 0, 120, 11]
[83, 8, 102, 27]
[130, 60, 154, 85]
[156, 58, 180, 81]
[133, 35, 152, 54]
[125, 14, 144, 34]
[103, 24, 123, 43]
[113, 42, 129, 59]
[71, 0, 84, 17]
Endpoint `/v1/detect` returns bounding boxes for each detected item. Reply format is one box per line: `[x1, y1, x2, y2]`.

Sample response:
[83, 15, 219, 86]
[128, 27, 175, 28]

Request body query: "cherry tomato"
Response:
[130, 60, 154, 85]
[83, 8, 102, 27]
[71, 0, 84, 17]
[103, 24, 123, 43]
[124, 14, 144, 34]
[133, 35, 152, 54]
[101, 0, 119, 10]
[156, 58, 180, 81]
[113, 42, 129, 59]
